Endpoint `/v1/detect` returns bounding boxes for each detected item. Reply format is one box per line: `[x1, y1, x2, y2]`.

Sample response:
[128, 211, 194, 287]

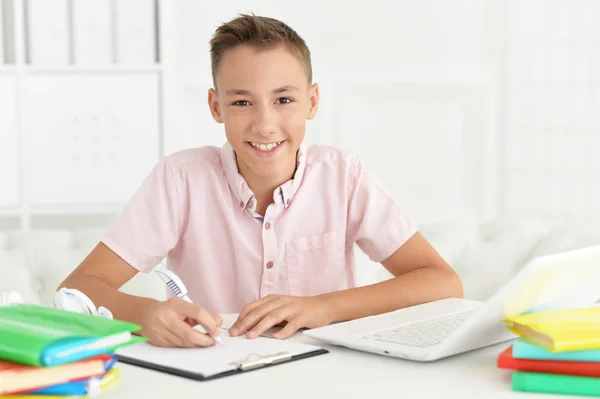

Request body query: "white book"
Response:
[27, 0, 70, 64]
[0, 0, 4, 64]
[1, 0, 16, 64]
[0, 75, 19, 206]
[71, 0, 112, 64]
[114, 0, 156, 64]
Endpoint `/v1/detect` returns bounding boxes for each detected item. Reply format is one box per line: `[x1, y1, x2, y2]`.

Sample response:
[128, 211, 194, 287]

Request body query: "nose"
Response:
[251, 103, 277, 137]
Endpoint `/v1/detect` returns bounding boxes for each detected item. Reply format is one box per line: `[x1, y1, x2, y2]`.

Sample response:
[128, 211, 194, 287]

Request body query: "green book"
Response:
[0, 304, 144, 367]
[513, 371, 600, 396]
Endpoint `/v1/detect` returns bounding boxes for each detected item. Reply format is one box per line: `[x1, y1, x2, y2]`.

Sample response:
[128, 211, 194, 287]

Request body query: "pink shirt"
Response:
[102, 142, 417, 314]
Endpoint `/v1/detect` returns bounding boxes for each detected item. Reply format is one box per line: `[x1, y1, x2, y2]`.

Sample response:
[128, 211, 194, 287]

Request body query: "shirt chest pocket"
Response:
[286, 231, 347, 296]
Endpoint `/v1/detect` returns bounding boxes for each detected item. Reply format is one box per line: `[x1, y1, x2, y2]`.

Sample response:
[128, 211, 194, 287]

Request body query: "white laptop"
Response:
[304, 245, 600, 361]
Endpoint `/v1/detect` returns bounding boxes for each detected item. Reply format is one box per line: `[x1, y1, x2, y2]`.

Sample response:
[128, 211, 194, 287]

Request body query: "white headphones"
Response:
[0, 291, 23, 307]
[54, 288, 113, 319]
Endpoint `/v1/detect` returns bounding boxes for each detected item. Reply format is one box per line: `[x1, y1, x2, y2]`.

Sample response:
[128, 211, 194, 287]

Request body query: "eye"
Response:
[233, 100, 250, 106]
[276, 97, 293, 104]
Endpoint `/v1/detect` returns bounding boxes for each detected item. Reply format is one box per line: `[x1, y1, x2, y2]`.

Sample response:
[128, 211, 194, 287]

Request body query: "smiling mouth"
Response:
[248, 141, 284, 152]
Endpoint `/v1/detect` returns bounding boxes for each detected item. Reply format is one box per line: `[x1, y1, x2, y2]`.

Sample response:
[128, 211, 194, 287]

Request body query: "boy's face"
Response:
[208, 45, 319, 180]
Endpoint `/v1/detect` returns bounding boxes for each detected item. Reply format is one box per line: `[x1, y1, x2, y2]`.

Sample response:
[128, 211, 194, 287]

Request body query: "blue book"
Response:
[513, 338, 600, 362]
[31, 357, 118, 395]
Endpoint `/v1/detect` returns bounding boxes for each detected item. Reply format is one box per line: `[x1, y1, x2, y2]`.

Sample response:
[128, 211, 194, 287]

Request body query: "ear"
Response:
[306, 83, 320, 120]
[208, 88, 224, 123]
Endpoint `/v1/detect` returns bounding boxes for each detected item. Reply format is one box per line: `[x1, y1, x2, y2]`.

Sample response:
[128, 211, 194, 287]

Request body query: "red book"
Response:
[498, 346, 600, 377]
[0, 354, 112, 395]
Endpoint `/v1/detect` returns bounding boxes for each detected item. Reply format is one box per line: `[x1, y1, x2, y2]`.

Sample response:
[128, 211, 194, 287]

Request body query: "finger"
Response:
[271, 319, 302, 340]
[163, 329, 192, 348]
[233, 299, 287, 337]
[184, 312, 222, 328]
[214, 313, 224, 328]
[159, 325, 194, 348]
[248, 306, 296, 339]
[172, 300, 221, 338]
[148, 334, 172, 348]
[237, 299, 292, 338]
[168, 319, 215, 347]
[230, 295, 280, 335]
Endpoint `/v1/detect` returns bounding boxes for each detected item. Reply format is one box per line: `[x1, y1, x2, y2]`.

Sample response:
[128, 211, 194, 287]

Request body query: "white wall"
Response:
[3, 0, 598, 231]
[502, 0, 600, 224]
[160, 0, 600, 225]
[160, 0, 504, 153]
[159, 0, 505, 226]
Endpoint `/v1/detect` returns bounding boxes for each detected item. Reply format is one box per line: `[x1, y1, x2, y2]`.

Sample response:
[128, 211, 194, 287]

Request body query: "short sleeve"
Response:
[346, 155, 418, 262]
[101, 159, 183, 273]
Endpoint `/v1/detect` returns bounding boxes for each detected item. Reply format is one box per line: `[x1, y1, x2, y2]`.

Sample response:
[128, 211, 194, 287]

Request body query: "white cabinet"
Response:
[0, 74, 19, 207]
[0, 0, 163, 229]
[22, 74, 160, 206]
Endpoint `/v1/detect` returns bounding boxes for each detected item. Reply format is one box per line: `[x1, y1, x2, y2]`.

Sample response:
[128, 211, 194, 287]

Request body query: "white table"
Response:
[104, 315, 568, 399]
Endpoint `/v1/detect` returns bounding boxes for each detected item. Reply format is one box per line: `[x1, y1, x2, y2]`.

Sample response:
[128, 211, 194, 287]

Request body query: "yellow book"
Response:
[0, 368, 120, 399]
[505, 307, 600, 352]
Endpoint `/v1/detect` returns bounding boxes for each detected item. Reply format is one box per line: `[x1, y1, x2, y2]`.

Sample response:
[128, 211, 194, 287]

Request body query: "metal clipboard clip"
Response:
[230, 351, 292, 371]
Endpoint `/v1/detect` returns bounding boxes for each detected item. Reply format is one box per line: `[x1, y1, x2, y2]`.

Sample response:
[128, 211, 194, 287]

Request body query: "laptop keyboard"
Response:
[362, 310, 478, 348]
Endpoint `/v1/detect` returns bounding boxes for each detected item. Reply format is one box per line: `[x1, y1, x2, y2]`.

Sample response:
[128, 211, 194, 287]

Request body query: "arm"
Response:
[320, 231, 463, 323]
[230, 232, 463, 339]
[57, 242, 156, 328]
[58, 242, 221, 347]
[229, 155, 463, 339]
[57, 159, 221, 347]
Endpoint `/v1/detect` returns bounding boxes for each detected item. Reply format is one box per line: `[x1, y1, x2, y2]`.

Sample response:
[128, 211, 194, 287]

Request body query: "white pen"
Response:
[155, 269, 224, 346]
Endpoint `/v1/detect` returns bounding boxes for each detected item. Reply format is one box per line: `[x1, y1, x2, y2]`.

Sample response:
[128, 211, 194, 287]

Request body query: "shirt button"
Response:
[248, 200, 254, 208]
[239, 201, 244, 208]
[286, 198, 291, 205]
[265, 222, 271, 230]
[266, 261, 274, 269]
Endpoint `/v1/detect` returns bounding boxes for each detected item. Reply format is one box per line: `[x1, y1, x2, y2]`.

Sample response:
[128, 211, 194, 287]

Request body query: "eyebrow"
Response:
[225, 85, 300, 96]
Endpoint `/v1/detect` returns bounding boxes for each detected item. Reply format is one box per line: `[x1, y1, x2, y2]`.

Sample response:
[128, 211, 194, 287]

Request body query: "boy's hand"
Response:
[229, 295, 333, 340]
[140, 298, 223, 347]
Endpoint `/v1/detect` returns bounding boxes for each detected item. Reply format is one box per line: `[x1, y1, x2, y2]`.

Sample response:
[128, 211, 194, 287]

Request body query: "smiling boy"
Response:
[58, 14, 463, 347]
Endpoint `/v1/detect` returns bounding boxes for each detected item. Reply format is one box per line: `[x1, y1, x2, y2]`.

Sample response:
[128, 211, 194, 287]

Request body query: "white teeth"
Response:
[250, 141, 282, 152]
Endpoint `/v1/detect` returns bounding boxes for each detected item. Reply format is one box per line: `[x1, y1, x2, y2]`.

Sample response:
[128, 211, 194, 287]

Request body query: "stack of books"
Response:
[498, 307, 600, 396]
[0, 303, 144, 397]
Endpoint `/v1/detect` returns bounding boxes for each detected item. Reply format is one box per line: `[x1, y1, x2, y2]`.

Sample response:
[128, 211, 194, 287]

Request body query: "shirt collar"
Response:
[221, 141, 307, 210]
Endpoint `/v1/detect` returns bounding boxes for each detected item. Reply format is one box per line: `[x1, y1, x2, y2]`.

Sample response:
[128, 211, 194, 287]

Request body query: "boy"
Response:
[58, 14, 463, 348]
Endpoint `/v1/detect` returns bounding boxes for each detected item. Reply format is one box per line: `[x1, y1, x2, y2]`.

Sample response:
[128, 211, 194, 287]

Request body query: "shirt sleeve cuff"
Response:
[370, 220, 419, 263]
[101, 237, 151, 274]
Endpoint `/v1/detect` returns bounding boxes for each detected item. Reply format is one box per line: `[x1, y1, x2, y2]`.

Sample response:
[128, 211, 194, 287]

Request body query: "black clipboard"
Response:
[116, 347, 329, 381]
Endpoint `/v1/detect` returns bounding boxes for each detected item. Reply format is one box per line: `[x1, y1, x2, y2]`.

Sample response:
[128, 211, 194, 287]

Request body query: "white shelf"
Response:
[21, 64, 163, 74]
[29, 204, 126, 215]
[1, 65, 161, 73]
[0, 208, 22, 217]
[0, 0, 164, 231]
[0, 66, 18, 73]
[0, 205, 123, 216]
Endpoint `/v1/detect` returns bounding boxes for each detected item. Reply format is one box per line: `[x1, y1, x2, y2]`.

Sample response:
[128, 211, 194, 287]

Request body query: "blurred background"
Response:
[1, 0, 600, 304]
[1, 0, 598, 231]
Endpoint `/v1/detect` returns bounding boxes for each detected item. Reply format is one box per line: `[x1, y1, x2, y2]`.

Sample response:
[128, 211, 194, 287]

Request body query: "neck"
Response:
[236, 153, 297, 213]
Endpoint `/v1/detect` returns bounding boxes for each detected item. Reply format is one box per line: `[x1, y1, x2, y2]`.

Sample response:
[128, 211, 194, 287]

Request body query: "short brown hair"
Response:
[209, 14, 312, 88]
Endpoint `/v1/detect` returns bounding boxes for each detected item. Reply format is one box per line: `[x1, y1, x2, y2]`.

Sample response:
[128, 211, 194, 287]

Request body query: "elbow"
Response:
[55, 280, 70, 294]
[442, 267, 464, 299]
[56, 273, 80, 293]
[450, 272, 464, 299]
[428, 264, 463, 301]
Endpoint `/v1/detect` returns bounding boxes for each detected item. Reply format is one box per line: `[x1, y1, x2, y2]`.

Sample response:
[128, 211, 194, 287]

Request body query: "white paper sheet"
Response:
[115, 329, 325, 378]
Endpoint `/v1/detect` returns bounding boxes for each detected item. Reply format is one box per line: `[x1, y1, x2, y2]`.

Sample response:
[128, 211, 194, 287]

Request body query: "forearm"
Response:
[58, 274, 156, 327]
[321, 266, 464, 323]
